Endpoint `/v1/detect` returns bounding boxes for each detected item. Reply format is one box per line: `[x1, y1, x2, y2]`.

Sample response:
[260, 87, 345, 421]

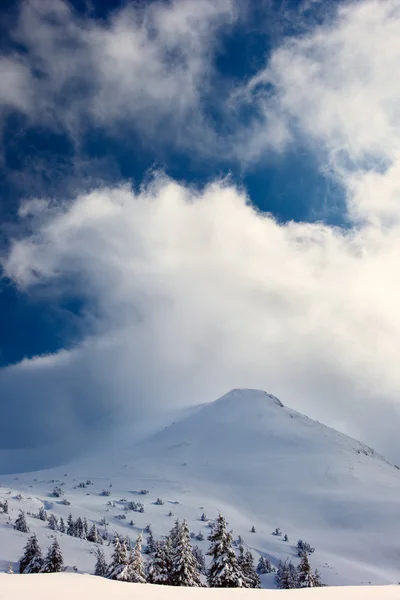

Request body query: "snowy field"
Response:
[1, 574, 400, 600]
[2, 390, 400, 588]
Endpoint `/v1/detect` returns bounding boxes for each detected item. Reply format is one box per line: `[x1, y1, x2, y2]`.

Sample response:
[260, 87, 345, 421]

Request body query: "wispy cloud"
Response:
[0, 0, 235, 149]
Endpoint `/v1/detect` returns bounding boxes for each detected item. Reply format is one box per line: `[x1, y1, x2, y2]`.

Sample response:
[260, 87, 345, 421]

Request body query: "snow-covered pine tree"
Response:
[38, 507, 47, 521]
[145, 529, 156, 555]
[2, 499, 8, 514]
[192, 545, 206, 575]
[19, 533, 44, 574]
[169, 518, 181, 550]
[257, 556, 273, 574]
[276, 559, 298, 589]
[75, 517, 87, 540]
[48, 514, 58, 530]
[169, 519, 200, 587]
[297, 553, 321, 587]
[207, 513, 243, 588]
[14, 510, 30, 533]
[107, 533, 129, 580]
[67, 513, 75, 536]
[59, 517, 65, 533]
[41, 538, 64, 573]
[7, 563, 14, 574]
[147, 539, 172, 585]
[88, 522, 101, 544]
[94, 547, 108, 577]
[83, 517, 89, 537]
[241, 550, 261, 588]
[127, 533, 146, 583]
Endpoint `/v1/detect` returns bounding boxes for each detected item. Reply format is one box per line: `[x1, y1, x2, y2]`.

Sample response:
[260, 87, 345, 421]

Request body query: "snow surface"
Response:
[1, 574, 400, 600]
[1, 389, 400, 588]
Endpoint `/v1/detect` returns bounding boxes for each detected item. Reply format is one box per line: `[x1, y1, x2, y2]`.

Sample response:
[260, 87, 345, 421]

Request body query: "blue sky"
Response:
[1, 0, 400, 472]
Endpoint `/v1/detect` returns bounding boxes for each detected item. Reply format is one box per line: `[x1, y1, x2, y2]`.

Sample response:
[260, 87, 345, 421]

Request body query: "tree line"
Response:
[14, 509, 322, 588]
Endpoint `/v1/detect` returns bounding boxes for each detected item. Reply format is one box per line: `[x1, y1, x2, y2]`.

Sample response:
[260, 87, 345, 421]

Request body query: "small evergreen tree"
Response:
[107, 534, 129, 580]
[257, 556, 273, 574]
[41, 538, 64, 573]
[48, 514, 58, 531]
[207, 513, 243, 588]
[127, 533, 146, 583]
[170, 519, 200, 587]
[297, 539, 315, 557]
[297, 553, 321, 587]
[94, 547, 108, 577]
[67, 513, 75, 536]
[19, 533, 43, 574]
[14, 511, 30, 533]
[2, 500, 8, 514]
[145, 529, 156, 555]
[88, 522, 101, 544]
[38, 507, 47, 521]
[241, 550, 261, 588]
[75, 517, 86, 539]
[7, 563, 14, 574]
[192, 545, 206, 575]
[59, 517, 66, 533]
[276, 559, 298, 589]
[147, 539, 172, 585]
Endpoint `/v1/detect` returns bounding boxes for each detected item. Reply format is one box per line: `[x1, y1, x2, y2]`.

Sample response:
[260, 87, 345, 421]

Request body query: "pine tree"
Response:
[94, 547, 108, 577]
[127, 533, 146, 583]
[192, 545, 206, 575]
[170, 519, 200, 587]
[19, 533, 44, 574]
[48, 514, 58, 530]
[276, 559, 298, 589]
[38, 506, 47, 521]
[297, 553, 321, 587]
[257, 556, 273, 574]
[145, 530, 156, 555]
[207, 513, 243, 588]
[88, 523, 101, 544]
[59, 517, 66, 533]
[147, 539, 172, 585]
[14, 511, 30, 533]
[2, 500, 8, 514]
[75, 517, 86, 540]
[7, 563, 14, 574]
[41, 538, 64, 573]
[67, 513, 75, 536]
[83, 517, 89, 538]
[240, 550, 261, 588]
[107, 534, 129, 580]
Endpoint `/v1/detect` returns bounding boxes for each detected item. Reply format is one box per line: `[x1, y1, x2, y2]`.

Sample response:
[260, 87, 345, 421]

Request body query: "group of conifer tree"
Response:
[19, 534, 64, 574]
[96, 513, 261, 587]
[275, 554, 321, 588]
[15, 508, 321, 588]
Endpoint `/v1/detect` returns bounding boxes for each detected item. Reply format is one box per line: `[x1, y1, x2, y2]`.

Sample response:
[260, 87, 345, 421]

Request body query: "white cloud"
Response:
[3, 174, 400, 467]
[4, 0, 400, 471]
[0, 0, 234, 146]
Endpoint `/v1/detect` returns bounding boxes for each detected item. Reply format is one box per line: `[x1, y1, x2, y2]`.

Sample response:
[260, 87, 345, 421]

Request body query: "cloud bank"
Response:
[2, 0, 400, 470]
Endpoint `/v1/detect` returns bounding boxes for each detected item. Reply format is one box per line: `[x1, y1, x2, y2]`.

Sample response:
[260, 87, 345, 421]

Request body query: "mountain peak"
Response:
[218, 388, 284, 408]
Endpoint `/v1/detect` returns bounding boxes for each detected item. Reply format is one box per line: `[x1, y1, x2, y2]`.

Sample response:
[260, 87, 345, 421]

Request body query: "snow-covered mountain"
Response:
[1, 389, 400, 587]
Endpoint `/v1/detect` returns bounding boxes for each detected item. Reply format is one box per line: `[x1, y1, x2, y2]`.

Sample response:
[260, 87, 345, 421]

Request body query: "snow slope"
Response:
[2, 574, 400, 600]
[1, 389, 400, 588]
